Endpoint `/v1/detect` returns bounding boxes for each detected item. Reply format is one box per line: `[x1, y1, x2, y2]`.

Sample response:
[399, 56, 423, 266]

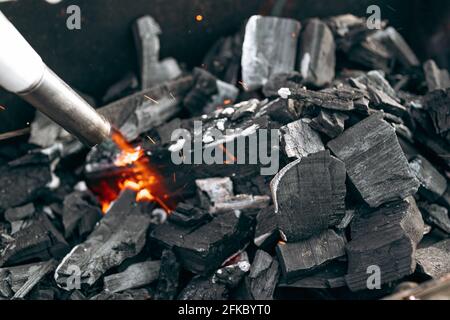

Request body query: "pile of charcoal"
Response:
[0, 13, 449, 300]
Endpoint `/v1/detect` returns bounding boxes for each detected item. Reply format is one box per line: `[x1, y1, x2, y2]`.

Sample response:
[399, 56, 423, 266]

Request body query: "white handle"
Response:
[0, 11, 44, 93]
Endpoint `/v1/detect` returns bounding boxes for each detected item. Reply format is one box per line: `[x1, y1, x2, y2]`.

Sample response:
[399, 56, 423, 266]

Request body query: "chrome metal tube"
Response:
[19, 66, 111, 147]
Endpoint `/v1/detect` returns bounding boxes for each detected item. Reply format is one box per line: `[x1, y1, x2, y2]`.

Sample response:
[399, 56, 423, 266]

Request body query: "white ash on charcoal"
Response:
[0, 260, 57, 299]
[280, 119, 324, 159]
[409, 155, 447, 202]
[241, 15, 301, 91]
[271, 151, 346, 241]
[418, 202, 450, 234]
[423, 60, 450, 92]
[345, 197, 424, 292]
[54, 189, 153, 289]
[254, 206, 279, 249]
[103, 260, 161, 293]
[415, 239, 450, 279]
[262, 72, 303, 98]
[328, 113, 419, 207]
[243, 250, 280, 300]
[276, 230, 347, 283]
[298, 18, 336, 88]
[133, 15, 181, 90]
[154, 250, 180, 300]
[151, 211, 253, 275]
[212, 252, 250, 289]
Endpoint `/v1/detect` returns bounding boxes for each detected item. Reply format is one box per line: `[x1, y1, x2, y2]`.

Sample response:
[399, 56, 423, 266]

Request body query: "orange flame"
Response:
[94, 130, 173, 214]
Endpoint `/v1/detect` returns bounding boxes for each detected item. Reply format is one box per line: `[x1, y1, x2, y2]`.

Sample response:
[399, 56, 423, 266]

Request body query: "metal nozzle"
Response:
[19, 65, 111, 147]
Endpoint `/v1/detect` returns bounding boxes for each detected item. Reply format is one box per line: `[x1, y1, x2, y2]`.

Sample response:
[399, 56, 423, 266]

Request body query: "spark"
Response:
[0, 105, 5, 111]
[195, 14, 204, 22]
[173, 173, 177, 183]
[144, 95, 159, 104]
[223, 99, 232, 105]
[147, 135, 157, 144]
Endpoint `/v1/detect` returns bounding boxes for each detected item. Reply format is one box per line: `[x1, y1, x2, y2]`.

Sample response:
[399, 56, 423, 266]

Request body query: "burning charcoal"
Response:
[245, 250, 279, 300]
[345, 197, 424, 292]
[263, 72, 303, 98]
[173, 212, 253, 275]
[416, 239, 450, 279]
[276, 230, 346, 283]
[423, 60, 450, 92]
[98, 76, 193, 131]
[168, 202, 211, 227]
[62, 191, 102, 238]
[178, 276, 228, 300]
[418, 202, 450, 234]
[4, 203, 35, 223]
[183, 68, 218, 116]
[280, 119, 324, 159]
[0, 260, 57, 299]
[254, 206, 279, 249]
[213, 252, 250, 288]
[310, 110, 348, 139]
[241, 15, 301, 91]
[0, 214, 69, 267]
[91, 289, 151, 300]
[271, 151, 346, 241]
[0, 162, 51, 212]
[328, 113, 419, 207]
[133, 16, 181, 89]
[381, 27, 420, 68]
[284, 86, 362, 111]
[278, 261, 347, 289]
[423, 88, 450, 142]
[102, 73, 139, 104]
[298, 18, 336, 87]
[155, 250, 180, 300]
[104, 260, 161, 293]
[409, 155, 447, 202]
[55, 190, 153, 289]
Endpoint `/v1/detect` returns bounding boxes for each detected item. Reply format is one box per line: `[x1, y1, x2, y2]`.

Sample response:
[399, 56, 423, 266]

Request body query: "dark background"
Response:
[0, 0, 449, 133]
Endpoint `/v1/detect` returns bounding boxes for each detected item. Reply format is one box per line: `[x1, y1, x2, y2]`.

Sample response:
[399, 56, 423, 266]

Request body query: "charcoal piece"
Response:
[264, 98, 297, 125]
[348, 31, 392, 72]
[262, 72, 303, 98]
[62, 191, 102, 238]
[213, 252, 250, 288]
[168, 202, 211, 227]
[368, 86, 407, 117]
[156, 118, 181, 145]
[271, 150, 346, 241]
[328, 113, 419, 207]
[29, 111, 69, 148]
[102, 72, 139, 104]
[409, 155, 447, 202]
[245, 250, 279, 300]
[133, 16, 181, 89]
[178, 276, 228, 300]
[423, 60, 450, 92]
[286, 87, 361, 111]
[336, 210, 355, 230]
[0, 163, 51, 212]
[254, 206, 279, 248]
[55, 190, 153, 289]
[0, 260, 57, 299]
[104, 260, 161, 293]
[91, 289, 151, 300]
[241, 15, 301, 91]
[173, 212, 253, 275]
[423, 88, 450, 140]
[345, 197, 424, 292]
[276, 230, 346, 283]
[155, 250, 180, 300]
[299, 18, 336, 87]
[0, 214, 69, 267]
[195, 177, 234, 208]
[438, 188, 450, 211]
[278, 261, 347, 289]
[204, 80, 239, 114]
[4, 203, 35, 223]
[381, 27, 420, 68]
[280, 119, 324, 159]
[416, 239, 450, 279]
[183, 68, 218, 116]
[418, 202, 450, 234]
[310, 110, 348, 138]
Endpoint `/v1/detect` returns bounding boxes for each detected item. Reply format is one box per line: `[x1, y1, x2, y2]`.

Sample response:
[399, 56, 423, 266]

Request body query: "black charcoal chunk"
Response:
[91, 289, 151, 300]
[245, 250, 279, 300]
[213, 252, 250, 288]
[416, 239, 450, 279]
[168, 202, 211, 227]
[310, 111, 348, 138]
[4, 203, 35, 223]
[423, 60, 450, 92]
[276, 230, 346, 283]
[381, 27, 420, 68]
[178, 276, 228, 300]
[155, 250, 180, 300]
[299, 18, 336, 87]
[423, 88, 450, 141]
[418, 202, 450, 234]
[409, 155, 447, 202]
[271, 150, 346, 241]
[328, 113, 419, 207]
[183, 68, 218, 116]
[345, 197, 424, 292]
[263, 72, 303, 98]
[254, 206, 279, 249]
[241, 15, 301, 90]
[280, 119, 324, 159]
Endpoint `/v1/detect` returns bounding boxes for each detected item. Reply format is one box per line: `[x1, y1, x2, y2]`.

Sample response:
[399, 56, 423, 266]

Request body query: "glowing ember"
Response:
[195, 14, 204, 22]
[93, 129, 173, 214]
